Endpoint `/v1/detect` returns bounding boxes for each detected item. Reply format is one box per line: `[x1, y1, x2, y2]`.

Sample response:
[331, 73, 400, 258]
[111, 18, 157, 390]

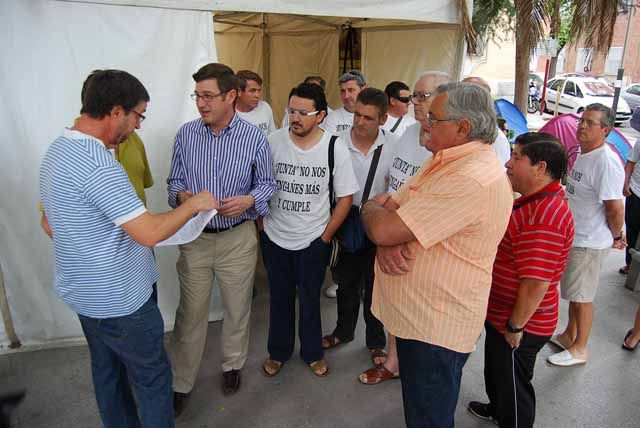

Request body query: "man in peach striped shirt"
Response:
[361, 82, 513, 428]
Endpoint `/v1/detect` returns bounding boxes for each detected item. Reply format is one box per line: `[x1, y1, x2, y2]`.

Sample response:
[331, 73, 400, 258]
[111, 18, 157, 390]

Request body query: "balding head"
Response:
[414, 71, 451, 94]
[462, 76, 491, 93]
[412, 71, 451, 127]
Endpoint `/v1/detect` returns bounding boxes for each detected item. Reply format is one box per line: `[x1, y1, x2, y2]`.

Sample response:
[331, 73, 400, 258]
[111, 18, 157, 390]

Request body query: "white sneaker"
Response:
[324, 283, 338, 298]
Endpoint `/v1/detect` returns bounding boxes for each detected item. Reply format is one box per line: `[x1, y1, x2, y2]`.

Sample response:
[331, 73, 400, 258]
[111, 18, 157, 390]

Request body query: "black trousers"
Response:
[484, 322, 549, 428]
[625, 190, 640, 266]
[330, 245, 386, 349]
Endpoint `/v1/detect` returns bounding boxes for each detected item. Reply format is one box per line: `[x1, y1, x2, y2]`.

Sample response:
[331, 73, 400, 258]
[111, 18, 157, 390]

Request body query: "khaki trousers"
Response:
[170, 221, 257, 393]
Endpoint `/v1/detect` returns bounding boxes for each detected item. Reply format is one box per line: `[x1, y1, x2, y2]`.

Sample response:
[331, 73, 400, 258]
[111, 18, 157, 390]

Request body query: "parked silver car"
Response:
[621, 83, 640, 111]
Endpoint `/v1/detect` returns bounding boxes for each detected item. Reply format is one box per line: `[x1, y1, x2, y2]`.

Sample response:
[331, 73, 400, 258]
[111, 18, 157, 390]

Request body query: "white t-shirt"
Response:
[340, 129, 397, 206]
[281, 106, 334, 129]
[566, 144, 625, 249]
[265, 129, 359, 251]
[324, 107, 354, 134]
[492, 129, 511, 167]
[627, 139, 640, 196]
[236, 101, 276, 136]
[386, 122, 432, 193]
[381, 114, 417, 137]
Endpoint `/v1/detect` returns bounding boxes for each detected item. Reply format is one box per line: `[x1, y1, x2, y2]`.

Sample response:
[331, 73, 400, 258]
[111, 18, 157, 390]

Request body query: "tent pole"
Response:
[0, 265, 21, 348]
[262, 13, 271, 104]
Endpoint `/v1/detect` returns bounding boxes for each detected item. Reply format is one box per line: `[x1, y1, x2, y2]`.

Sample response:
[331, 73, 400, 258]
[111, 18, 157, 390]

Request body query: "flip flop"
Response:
[622, 329, 638, 352]
[262, 358, 283, 377]
[547, 350, 587, 367]
[548, 335, 567, 350]
[309, 359, 329, 377]
[358, 364, 399, 385]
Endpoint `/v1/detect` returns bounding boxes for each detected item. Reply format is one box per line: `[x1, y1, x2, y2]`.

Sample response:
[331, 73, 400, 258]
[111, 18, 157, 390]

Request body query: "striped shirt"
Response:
[167, 114, 276, 228]
[371, 141, 513, 353]
[39, 129, 157, 318]
[487, 181, 574, 336]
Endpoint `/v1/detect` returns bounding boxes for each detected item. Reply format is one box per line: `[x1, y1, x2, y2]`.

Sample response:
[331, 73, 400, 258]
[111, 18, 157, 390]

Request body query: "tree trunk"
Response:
[514, 26, 530, 115]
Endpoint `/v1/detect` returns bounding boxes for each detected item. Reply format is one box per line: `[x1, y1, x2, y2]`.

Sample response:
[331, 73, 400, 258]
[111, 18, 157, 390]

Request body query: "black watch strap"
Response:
[505, 319, 524, 333]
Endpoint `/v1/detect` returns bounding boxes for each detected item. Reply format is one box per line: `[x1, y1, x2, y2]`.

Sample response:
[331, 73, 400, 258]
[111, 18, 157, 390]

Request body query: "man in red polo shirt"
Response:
[467, 132, 574, 428]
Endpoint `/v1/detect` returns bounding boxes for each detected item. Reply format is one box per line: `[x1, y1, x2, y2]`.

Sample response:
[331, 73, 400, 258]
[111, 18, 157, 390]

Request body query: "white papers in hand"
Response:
[156, 209, 217, 247]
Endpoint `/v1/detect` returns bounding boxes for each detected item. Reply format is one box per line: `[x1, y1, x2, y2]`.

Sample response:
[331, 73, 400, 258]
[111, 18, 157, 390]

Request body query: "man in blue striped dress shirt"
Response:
[167, 63, 276, 414]
[39, 69, 217, 428]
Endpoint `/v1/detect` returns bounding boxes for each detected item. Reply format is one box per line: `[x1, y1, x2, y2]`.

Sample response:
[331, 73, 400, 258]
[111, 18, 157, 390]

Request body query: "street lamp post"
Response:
[612, 1, 635, 118]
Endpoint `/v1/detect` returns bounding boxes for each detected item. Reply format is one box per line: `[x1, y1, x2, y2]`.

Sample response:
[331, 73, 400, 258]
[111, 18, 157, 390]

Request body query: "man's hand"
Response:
[376, 243, 416, 275]
[623, 184, 631, 198]
[177, 190, 194, 205]
[504, 331, 522, 349]
[184, 191, 219, 212]
[218, 195, 255, 217]
[40, 212, 52, 239]
[613, 233, 627, 250]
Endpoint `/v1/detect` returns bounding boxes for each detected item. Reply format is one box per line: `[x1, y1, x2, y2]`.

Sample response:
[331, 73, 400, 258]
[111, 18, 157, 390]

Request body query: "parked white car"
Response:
[544, 76, 632, 125]
[621, 83, 640, 111]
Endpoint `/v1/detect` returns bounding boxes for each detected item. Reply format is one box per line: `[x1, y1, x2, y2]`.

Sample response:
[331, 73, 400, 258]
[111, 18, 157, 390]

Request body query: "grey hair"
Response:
[585, 103, 615, 129]
[416, 70, 450, 87]
[339, 70, 366, 87]
[434, 82, 498, 144]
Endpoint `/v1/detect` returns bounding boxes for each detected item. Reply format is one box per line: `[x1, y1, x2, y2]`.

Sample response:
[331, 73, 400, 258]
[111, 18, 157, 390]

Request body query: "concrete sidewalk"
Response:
[1, 248, 639, 427]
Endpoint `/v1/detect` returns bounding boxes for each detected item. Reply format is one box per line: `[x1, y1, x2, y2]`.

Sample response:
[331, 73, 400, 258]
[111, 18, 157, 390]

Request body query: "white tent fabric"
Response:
[0, 0, 216, 349]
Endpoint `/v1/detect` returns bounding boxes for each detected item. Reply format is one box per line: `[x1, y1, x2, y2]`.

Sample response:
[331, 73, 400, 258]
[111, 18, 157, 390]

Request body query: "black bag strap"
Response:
[328, 135, 338, 209]
[513, 191, 562, 211]
[390, 115, 403, 133]
[361, 144, 383, 203]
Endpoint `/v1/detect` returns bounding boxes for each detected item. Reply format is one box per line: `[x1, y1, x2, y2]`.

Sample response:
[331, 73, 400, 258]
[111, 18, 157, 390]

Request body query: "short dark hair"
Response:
[304, 76, 327, 90]
[192, 63, 239, 94]
[288, 83, 328, 113]
[237, 70, 263, 91]
[339, 70, 366, 87]
[514, 132, 568, 181]
[356, 87, 388, 116]
[585, 103, 615, 129]
[80, 70, 149, 119]
[384, 81, 410, 101]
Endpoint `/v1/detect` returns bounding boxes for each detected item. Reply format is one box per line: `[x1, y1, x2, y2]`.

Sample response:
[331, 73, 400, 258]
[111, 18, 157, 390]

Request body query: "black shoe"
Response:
[467, 401, 498, 425]
[222, 369, 241, 395]
[173, 391, 190, 418]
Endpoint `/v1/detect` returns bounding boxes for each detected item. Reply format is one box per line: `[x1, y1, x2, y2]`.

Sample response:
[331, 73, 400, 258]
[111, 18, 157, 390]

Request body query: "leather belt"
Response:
[202, 219, 247, 234]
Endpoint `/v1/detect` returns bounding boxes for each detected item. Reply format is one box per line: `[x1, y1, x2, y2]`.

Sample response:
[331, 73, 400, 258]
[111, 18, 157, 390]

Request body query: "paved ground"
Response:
[1, 248, 640, 427]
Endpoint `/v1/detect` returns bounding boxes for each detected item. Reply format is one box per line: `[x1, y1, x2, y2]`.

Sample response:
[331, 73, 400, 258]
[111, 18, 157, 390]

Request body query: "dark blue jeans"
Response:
[78, 291, 174, 428]
[396, 337, 470, 428]
[260, 232, 329, 363]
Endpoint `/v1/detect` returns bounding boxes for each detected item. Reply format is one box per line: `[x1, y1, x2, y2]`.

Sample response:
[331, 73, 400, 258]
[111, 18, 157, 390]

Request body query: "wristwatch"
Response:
[505, 319, 524, 333]
[614, 233, 624, 241]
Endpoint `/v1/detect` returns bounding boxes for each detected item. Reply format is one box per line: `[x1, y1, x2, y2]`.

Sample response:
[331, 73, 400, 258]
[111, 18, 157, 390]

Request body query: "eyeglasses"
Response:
[131, 110, 146, 123]
[395, 96, 411, 104]
[576, 118, 602, 128]
[410, 92, 432, 103]
[191, 91, 227, 102]
[285, 108, 320, 117]
[427, 116, 458, 127]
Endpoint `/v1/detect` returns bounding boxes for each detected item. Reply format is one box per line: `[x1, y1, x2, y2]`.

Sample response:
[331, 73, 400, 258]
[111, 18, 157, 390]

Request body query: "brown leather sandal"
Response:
[369, 348, 388, 366]
[322, 334, 352, 350]
[262, 358, 283, 377]
[309, 359, 329, 377]
[358, 364, 399, 385]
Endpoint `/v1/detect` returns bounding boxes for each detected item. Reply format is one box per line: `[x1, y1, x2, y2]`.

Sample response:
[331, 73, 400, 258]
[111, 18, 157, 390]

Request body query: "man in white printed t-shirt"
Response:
[322, 87, 397, 367]
[548, 103, 625, 367]
[358, 71, 451, 386]
[323, 70, 366, 134]
[261, 83, 359, 378]
[620, 128, 640, 274]
[236, 70, 277, 135]
[381, 80, 416, 137]
[462, 76, 511, 166]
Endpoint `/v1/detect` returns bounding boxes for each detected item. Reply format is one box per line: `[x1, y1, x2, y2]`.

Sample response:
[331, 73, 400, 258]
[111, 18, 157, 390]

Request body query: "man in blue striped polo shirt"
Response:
[167, 63, 276, 413]
[39, 69, 217, 428]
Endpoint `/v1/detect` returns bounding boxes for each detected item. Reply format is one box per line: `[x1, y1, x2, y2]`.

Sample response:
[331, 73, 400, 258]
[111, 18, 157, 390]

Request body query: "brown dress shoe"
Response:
[222, 369, 241, 395]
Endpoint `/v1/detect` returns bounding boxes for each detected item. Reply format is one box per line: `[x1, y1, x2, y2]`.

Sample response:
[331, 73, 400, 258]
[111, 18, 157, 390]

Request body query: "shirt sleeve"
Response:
[249, 134, 277, 216]
[513, 223, 567, 282]
[595, 153, 625, 201]
[628, 139, 640, 163]
[83, 165, 145, 226]
[333, 142, 360, 198]
[396, 174, 485, 250]
[167, 132, 187, 208]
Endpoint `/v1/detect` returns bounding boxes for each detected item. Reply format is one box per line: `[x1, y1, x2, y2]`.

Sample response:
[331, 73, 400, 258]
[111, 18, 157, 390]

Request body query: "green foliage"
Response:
[472, 0, 516, 42]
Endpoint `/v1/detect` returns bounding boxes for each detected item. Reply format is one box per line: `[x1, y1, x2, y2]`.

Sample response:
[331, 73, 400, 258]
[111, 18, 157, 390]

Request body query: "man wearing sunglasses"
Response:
[167, 63, 276, 414]
[382, 81, 416, 136]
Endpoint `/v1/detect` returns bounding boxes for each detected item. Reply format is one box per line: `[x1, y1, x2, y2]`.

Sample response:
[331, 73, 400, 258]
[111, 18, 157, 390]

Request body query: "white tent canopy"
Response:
[0, 0, 468, 350]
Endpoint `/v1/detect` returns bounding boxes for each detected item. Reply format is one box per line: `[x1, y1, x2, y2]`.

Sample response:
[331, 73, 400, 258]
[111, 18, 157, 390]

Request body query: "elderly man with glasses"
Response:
[167, 63, 276, 416]
[362, 82, 513, 428]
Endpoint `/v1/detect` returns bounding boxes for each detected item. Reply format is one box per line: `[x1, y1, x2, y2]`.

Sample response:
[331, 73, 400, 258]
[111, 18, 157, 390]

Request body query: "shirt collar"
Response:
[514, 180, 563, 205]
[63, 128, 106, 149]
[345, 128, 386, 156]
[197, 113, 241, 136]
